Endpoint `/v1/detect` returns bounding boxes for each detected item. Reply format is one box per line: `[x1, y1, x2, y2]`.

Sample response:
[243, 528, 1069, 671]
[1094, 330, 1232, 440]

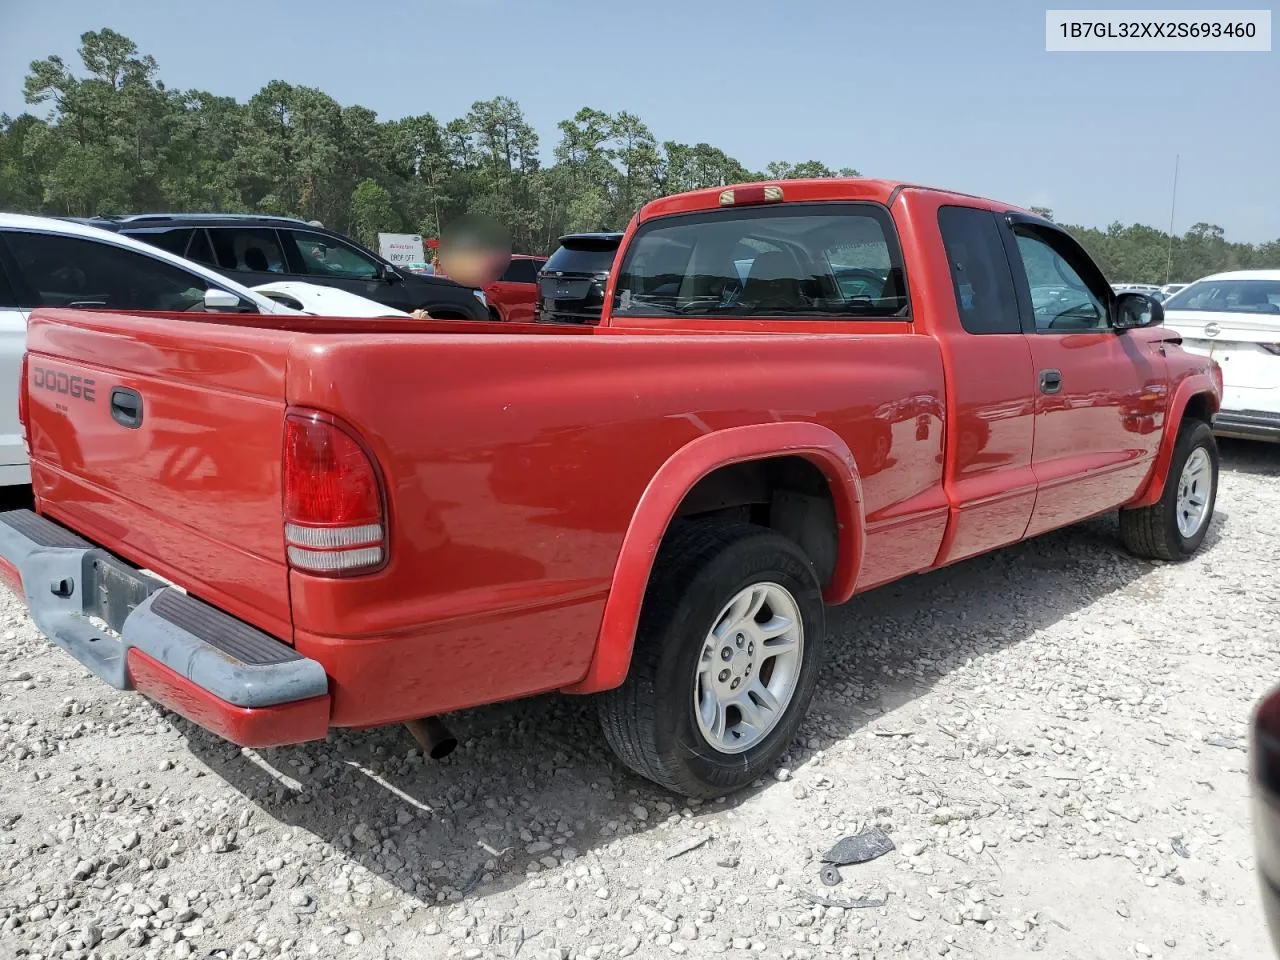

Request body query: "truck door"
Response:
[931, 205, 1037, 565]
[1000, 216, 1166, 536]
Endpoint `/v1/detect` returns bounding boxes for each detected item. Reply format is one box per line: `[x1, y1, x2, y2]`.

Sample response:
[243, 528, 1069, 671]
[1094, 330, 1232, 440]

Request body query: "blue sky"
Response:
[1, 0, 1277, 241]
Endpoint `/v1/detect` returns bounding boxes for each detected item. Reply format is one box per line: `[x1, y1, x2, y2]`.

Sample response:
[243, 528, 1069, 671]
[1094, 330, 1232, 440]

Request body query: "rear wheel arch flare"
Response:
[564, 422, 865, 695]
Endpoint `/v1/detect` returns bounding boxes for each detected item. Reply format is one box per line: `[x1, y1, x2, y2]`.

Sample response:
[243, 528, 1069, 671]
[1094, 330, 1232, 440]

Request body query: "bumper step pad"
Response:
[0, 510, 330, 746]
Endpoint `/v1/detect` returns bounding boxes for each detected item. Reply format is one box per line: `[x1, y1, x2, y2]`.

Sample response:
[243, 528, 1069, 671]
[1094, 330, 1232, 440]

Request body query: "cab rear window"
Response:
[612, 202, 908, 319]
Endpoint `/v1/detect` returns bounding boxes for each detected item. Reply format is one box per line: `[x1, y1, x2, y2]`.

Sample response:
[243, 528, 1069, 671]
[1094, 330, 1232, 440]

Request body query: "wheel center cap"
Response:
[713, 634, 756, 692]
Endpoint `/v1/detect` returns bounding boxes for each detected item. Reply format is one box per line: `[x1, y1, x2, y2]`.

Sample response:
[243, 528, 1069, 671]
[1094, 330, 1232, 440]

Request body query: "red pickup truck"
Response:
[0, 178, 1222, 798]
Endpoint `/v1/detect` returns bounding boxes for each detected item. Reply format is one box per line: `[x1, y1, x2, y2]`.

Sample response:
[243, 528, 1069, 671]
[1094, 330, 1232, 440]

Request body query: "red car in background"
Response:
[432, 251, 547, 322]
[484, 254, 546, 323]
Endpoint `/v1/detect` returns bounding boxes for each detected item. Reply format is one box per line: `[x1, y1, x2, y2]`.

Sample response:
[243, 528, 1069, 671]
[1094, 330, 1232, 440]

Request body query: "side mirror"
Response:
[1252, 684, 1280, 953]
[1113, 292, 1164, 330]
[204, 288, 242, 311]
[378, 263, 402, 283]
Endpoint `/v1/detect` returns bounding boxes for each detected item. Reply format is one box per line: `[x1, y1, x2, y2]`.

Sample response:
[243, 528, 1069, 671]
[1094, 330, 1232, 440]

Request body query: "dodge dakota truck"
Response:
[0, 178, 1222, 798]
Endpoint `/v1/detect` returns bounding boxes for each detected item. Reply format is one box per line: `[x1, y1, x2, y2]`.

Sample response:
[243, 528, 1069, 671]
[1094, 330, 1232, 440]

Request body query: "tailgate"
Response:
[24, 309, 296, 640]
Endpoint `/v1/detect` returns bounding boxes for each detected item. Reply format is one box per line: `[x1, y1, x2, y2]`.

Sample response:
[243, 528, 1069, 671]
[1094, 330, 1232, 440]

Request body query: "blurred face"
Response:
[438, 214, 511, 287]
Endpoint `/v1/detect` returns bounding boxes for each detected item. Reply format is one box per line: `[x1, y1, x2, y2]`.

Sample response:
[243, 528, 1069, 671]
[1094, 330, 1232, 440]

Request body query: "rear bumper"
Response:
[1213, 408, 1280, 443]
[0, 509, 330, 747]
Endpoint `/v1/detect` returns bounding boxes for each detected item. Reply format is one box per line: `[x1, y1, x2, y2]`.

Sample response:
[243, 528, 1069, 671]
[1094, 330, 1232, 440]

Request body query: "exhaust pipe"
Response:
[405, 716, 457, 760]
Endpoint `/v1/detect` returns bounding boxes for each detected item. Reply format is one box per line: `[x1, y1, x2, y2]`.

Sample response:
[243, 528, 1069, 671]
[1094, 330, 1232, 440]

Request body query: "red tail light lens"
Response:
[17, 353, 28, 432]
[283, 410, 386, 576]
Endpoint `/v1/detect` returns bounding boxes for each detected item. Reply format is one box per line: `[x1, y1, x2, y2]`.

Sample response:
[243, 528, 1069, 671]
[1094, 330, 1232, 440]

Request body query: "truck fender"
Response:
[1127, 373, 1220, 509]
[564, 421, 866, 695]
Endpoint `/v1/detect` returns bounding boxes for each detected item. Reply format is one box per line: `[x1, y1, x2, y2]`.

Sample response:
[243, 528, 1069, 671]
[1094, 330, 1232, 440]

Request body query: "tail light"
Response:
[17, 353, 28, 432]
[283, 410, 387, 576]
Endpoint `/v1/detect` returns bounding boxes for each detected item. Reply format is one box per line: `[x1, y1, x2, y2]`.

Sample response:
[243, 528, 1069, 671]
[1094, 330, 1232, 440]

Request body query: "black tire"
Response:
[1120, 419, 1218, 561]
[598, 520, 825, 798]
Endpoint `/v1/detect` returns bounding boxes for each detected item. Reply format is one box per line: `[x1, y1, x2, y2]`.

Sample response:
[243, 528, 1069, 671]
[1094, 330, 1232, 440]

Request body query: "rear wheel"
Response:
[598, 521, 825, 798]
[1120, 419, 1218, 560]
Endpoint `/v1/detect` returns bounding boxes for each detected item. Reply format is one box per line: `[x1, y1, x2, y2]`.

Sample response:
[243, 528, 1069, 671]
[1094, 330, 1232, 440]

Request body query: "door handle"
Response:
[1039, 369, 1063, 394]
[109, 387, 144, 429]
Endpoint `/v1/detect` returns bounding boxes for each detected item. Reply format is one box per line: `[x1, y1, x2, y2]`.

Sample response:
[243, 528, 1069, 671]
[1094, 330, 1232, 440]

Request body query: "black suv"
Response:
[82, 214, 488, 320]
[538, 232, 623, 323]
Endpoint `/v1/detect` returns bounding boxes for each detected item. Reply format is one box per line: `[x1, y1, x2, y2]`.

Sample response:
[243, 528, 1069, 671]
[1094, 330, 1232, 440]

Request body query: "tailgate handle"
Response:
[109, 387, 144, 429]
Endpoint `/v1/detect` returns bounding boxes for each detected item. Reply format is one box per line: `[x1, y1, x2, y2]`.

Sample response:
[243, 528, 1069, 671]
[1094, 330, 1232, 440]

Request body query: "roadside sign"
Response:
[378, 233, 426, 266]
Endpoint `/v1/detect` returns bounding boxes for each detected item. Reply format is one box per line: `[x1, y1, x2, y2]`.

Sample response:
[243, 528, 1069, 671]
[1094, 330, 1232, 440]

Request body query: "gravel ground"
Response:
[2, 439, 1278, 960]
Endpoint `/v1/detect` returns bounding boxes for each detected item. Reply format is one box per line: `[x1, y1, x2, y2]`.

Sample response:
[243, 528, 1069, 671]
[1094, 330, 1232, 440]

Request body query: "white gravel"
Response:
[1, 439, 1277, 960]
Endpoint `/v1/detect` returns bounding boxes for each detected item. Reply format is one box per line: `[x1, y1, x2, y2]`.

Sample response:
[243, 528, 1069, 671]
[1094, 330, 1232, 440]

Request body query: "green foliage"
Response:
[1060, 219, 1277, 284]
[350, 179, 396, 248]
[2, 28, 1277, 273]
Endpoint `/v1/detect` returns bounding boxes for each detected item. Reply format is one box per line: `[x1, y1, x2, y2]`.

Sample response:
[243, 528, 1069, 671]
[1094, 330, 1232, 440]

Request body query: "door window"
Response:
[6, 232, 226, 311]
[185, 229, 216, 267]
[937, 206, 1021, 334]
[133, 228, 194, 258]
[501, 258, 540, 284]
[1011, 229, 1109, 332]
[207, 228, 288, 274]
[0, 255, 17, 309]
[289, 231, 381, 280]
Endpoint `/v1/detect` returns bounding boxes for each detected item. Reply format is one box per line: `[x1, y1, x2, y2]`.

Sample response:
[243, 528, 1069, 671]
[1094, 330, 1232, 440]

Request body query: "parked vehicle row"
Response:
[0, 177, 1222, 799]
[83, 214, 490, 320]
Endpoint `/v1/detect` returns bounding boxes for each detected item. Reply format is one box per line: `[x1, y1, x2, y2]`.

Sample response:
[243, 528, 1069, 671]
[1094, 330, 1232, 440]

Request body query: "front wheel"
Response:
[598, 521, 825, 798]
[1120, 419, 1219, 561]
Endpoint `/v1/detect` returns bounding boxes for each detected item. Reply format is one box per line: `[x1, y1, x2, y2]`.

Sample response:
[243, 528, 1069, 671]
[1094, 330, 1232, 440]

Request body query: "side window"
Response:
[6, 232, 223, 312]
[1011, 229, 1109, 332]
[186, 229, 216, 267]
[135, 229, 193, 257]
[502, 259, 539, 284]
[613, 202, 908, 319]
[0, 250, 17, 309]
[937, 206, 1021, 335]
[207, 228, 288, 274]
[289, 230, 380, 280]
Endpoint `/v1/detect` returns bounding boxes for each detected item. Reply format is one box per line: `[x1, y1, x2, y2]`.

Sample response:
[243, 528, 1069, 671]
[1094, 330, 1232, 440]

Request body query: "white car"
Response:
[0, 213, 402, 487]
[251, 281, 410, 318]
[1160, 269, 1280, 442]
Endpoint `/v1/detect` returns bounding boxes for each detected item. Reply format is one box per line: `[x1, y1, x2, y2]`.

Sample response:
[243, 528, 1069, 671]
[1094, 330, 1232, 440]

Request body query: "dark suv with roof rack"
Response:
[537, 232, 624, 324]
[81, 214, 488, 320]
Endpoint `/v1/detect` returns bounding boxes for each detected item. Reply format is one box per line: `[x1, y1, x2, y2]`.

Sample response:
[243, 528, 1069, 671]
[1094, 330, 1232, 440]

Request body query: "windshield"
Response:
[612, 202, 908, 319]
[1163, 278, 1280, 314]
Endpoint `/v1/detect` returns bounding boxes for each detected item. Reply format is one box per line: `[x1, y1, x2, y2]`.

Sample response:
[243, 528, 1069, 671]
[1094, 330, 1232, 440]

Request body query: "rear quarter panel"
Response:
[286, 329, 947, 725]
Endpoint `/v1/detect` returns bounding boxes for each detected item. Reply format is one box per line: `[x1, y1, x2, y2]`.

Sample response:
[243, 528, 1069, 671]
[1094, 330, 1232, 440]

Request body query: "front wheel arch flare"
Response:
[1128, 377, 1219, 509]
